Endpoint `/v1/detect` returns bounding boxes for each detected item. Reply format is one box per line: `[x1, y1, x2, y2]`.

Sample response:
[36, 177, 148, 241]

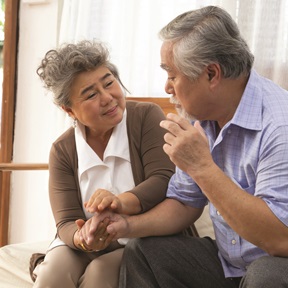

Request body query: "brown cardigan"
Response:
[48, 100, 175, 248]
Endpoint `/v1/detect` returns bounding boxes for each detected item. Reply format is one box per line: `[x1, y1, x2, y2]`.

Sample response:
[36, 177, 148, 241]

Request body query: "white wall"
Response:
[9, 0, 64, 244]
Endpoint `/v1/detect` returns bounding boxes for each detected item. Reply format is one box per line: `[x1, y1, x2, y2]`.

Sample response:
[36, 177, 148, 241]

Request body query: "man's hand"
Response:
[77, 211, 130, 245]
[160, 113, 212, 176]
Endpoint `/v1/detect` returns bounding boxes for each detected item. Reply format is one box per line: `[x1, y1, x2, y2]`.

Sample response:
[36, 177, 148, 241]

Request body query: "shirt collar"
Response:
[104, 109, 130, 160]
[75, 109, 129, 176]
[230, 70, 263, 131]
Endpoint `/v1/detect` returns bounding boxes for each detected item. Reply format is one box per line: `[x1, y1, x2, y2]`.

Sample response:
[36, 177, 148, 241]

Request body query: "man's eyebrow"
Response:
[80, 73, 112, 95]
[160, 63, 171, 71]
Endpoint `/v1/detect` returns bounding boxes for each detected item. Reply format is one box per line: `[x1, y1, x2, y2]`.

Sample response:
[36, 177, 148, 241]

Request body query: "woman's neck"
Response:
[85, 127, 113, 160]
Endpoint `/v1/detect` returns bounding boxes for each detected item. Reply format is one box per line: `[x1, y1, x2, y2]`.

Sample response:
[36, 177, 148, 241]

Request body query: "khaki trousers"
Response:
[33, 245, 124, 288]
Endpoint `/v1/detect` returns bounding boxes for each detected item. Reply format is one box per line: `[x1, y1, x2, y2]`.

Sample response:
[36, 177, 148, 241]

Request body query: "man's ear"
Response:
[206, 63, 221, 86]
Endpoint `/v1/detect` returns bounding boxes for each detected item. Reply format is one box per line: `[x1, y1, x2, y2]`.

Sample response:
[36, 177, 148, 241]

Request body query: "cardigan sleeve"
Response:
[49, 129, 85, 249]
[126, 101, 175, 212]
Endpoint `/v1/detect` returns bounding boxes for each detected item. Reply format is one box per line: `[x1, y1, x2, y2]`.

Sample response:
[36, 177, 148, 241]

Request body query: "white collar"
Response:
[75, 109, 129, 176]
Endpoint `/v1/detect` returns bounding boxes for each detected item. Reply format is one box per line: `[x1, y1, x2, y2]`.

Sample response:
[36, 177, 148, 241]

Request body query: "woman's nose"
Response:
[100, 91, 113, 105]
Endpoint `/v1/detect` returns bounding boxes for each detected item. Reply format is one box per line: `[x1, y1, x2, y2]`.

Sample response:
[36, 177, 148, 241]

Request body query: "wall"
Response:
[9, 0, 63, 244]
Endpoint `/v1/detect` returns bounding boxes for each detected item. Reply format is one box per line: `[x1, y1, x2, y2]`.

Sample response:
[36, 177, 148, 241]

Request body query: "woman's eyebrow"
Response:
[80, 73, 112, 95]
[81, 84, 95, 96]
[100, 72, 112, 81]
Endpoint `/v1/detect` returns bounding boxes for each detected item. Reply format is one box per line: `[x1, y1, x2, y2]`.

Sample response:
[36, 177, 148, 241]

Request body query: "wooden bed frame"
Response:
[0, 97, 174, 175]
[0, 97, 199, 247]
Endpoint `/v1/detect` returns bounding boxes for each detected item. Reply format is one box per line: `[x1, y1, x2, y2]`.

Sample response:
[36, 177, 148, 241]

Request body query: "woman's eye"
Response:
[87, 93, 97, 99]
[105, 80, 114, 88]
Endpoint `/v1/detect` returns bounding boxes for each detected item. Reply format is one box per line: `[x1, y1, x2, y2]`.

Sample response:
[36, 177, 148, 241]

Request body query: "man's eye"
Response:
[168, 77, 175, 81]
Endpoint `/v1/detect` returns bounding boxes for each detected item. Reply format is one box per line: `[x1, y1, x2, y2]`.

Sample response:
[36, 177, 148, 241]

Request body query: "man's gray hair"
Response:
[159, 6, 254, 80]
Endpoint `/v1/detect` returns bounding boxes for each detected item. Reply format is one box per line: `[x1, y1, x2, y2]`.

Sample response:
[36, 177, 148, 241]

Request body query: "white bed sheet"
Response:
[0, 240, 49, 288]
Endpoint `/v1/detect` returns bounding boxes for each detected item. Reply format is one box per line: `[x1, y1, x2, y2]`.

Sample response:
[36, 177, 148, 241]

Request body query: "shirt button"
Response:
[216, 210, 221, 215]
[232, 239, 237, 245]
[227, 130, 231, 134]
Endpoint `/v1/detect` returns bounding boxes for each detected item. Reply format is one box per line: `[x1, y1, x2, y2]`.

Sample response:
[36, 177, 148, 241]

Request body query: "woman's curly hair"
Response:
[37, 40, 128, 107]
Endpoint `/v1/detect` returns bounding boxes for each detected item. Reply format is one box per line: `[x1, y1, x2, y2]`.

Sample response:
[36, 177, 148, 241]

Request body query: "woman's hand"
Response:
[75, 217, 115, 251]
[77, 211, 129, 245]
[85, 188, 122, 213]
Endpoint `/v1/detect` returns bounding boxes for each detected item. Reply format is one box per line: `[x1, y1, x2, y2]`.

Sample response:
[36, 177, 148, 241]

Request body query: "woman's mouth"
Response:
[104, 105, 118, 115]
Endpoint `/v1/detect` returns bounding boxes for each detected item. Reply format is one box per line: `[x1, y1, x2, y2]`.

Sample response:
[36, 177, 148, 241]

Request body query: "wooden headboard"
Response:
[127, 97, 176, 114]
[0, 97, 175, 246]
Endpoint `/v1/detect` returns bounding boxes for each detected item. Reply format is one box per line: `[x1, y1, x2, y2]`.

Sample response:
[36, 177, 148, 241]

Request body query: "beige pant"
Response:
[33, 245, 124, 288]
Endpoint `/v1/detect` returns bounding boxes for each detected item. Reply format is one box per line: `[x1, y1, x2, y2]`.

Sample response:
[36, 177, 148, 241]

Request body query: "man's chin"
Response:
[170, 97, 196, 121]
[176, 107, 196, 121]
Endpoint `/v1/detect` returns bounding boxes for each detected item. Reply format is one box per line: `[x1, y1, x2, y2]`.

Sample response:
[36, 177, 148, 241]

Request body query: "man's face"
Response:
[160, 42, 212, 121]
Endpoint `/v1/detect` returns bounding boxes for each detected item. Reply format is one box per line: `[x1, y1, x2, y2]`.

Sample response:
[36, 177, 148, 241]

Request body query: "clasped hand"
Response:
[76, 189, 126, 250]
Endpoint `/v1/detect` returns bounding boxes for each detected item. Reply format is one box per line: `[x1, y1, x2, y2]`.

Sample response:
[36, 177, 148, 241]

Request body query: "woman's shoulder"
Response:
[125, 99, 166, 131]
[51, 127, 76, 155]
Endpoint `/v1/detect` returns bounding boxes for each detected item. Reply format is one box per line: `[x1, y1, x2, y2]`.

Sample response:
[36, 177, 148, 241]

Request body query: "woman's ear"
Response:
[62, 106, 75, 118]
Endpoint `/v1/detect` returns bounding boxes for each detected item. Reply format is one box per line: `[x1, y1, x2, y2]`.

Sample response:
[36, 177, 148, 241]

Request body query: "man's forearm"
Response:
[110, 198, 202, 239]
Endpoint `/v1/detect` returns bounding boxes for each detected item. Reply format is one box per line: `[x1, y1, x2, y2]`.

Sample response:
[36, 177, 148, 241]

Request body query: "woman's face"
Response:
[65, 65, 126, 135]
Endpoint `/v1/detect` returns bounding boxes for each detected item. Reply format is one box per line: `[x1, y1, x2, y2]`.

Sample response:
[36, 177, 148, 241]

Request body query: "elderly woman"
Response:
[32, 40, 174, 288]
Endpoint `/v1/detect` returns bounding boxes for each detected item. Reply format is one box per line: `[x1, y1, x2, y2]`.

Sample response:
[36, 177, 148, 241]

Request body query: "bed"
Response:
[0, 241, 49, 288]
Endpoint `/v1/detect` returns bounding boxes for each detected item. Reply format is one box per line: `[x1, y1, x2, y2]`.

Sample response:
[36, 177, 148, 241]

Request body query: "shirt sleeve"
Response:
[167, 167, 208, 208]
[255, 124, 288, 227]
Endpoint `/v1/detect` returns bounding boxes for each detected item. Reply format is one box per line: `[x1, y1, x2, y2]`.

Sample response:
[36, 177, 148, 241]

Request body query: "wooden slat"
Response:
[0, 163, 48, 171]
[126, 96, 176, 115]
[0, 0, 19, 247]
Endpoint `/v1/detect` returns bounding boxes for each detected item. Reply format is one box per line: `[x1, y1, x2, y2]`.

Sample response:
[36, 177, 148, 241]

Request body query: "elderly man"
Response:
[81, 5, 288, 288]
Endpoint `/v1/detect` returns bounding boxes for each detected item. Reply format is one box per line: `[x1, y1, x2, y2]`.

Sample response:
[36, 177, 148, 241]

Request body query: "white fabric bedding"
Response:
[195, 205, 215, 239]
[0, 240, 49, 288]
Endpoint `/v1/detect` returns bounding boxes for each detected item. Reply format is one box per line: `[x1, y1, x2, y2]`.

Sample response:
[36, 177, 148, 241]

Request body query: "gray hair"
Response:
[37, 40, 129, 107]
[159, 6, 254, 80]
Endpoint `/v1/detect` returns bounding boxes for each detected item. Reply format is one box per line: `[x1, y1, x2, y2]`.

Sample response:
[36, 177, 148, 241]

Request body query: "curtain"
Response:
[59, 0, 288, 96]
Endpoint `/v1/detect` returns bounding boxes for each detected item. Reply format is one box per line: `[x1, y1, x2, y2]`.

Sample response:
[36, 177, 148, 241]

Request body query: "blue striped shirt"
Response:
[167, 70, 288, 277]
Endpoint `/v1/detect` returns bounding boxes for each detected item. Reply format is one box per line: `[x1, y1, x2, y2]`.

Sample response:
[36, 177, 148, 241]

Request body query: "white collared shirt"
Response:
[75, 109, 135, 219]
